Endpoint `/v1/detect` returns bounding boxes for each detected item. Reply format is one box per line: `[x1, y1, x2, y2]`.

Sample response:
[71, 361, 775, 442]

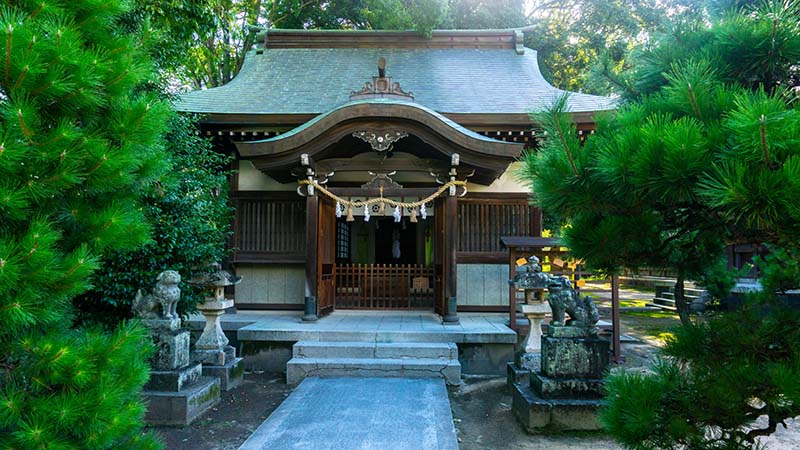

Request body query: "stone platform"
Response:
[512, 382, 604, 432]
[238, 377, 458, 450]
[187, 311, 517, 376]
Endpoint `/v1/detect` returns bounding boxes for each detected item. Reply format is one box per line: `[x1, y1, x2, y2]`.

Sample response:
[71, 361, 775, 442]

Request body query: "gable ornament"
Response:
[352, 130, 408, 152]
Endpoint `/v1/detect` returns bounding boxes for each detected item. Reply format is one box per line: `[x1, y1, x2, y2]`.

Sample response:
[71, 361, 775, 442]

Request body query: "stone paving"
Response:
[237, 377, 459, 450]
[190, 311, 517, 344]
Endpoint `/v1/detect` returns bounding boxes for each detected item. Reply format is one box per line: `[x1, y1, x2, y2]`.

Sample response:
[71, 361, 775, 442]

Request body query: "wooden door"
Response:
[433, 196, 446, 316]
[317, 196, 336, 316]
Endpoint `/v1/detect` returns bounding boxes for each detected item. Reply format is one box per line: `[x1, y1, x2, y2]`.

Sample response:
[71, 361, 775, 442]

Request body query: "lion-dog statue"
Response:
[546, 275, 599, 328]
[132, 270, 181, 320]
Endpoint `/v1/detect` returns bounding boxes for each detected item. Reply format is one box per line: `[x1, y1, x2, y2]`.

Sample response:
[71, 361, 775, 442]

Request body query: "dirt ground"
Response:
[150, 372, 293, 450]
[152, 299, 800, 450]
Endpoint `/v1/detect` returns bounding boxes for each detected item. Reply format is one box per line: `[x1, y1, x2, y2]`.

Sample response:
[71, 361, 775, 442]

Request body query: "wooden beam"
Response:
[327, 187, 439, 197]
[316, 158, 448, 173]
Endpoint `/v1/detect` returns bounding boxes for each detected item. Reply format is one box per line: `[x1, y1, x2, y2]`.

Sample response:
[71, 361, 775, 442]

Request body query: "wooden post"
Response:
[611, 274, 623, 363]
[303, 195, 319, 321]
[508, 248, 517, 331]
[443, 194, 459, 324]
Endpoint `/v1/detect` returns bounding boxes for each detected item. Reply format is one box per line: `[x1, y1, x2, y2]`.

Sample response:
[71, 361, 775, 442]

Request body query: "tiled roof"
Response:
[175, 37, 616, 116]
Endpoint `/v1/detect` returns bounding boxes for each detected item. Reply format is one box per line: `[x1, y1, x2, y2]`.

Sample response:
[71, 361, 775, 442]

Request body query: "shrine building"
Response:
[175, 28, 614, 324]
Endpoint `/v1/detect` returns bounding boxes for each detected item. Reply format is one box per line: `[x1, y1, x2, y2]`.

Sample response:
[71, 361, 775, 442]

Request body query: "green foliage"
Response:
[133, 0, 527, 89]
[603, 301, 800, 449]
[0, 0, 168, 447]
[753, 247, 800, 294]
[521, 0, 800, 322]
[523, 0, 800, 446]
[75, 114, 233, 325]
[525, 0, 680, 94]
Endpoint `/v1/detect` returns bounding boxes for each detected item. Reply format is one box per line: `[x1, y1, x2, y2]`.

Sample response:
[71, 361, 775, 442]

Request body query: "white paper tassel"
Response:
[335, 201, 343, 218]
[364, 204, 370, 222]
[393, 205, 401, 223]
[420, 203, 427, 220]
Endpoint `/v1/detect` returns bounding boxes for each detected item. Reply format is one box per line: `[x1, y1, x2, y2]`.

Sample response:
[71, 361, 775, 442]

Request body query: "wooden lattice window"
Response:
[457, 196, 541, 261]
[232, 193, 306, 263]
[336, 220, 350, 261]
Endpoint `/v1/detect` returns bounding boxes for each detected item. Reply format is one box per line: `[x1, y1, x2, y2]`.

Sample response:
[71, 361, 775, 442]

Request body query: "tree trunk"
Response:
[674, 272, 691, 325]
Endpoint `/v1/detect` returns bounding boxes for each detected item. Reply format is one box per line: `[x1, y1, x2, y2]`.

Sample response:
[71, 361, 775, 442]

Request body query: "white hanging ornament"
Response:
[420, 202, 427, 220]
[335, 201, 343, 218]
[393, 205, 401, 223]
[364, 204, 370, 222]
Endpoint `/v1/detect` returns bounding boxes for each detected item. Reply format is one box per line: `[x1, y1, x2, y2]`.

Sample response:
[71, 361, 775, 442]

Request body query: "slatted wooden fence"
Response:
[334, 264, 434, 309]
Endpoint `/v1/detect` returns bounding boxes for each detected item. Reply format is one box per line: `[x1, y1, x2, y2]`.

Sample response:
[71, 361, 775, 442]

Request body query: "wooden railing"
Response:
[335, 264, 435, 309]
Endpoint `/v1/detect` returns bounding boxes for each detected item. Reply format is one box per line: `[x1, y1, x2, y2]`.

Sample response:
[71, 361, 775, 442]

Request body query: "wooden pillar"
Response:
[443, 194, 459, 324]
[611, 274, 623, 363]
[303, 195, 319, 322]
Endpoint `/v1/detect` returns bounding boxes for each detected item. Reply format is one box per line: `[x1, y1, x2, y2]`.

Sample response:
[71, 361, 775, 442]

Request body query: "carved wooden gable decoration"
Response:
[350, 57, 414, 101]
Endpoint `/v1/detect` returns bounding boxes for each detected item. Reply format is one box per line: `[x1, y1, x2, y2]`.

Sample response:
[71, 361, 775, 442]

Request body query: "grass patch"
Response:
[620, 299, 651, 308]
[624, 310, 677, 319]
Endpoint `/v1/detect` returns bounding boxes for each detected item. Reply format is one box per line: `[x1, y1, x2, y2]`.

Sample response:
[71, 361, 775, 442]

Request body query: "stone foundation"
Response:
[511, 325, 610, 433]
[144, 377, 221, 426]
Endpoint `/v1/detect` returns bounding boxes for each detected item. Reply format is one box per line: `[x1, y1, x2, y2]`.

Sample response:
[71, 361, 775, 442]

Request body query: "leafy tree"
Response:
[524, 0, 679, 94]
[75, 114, 233, 326]
[523, 0, 800, 445]
[0, 0, 170, 448]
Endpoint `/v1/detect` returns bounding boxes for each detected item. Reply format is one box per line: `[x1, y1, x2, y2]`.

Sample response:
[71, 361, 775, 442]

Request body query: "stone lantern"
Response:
[509, 256, 551, 353]
[190, 263, 244, 391]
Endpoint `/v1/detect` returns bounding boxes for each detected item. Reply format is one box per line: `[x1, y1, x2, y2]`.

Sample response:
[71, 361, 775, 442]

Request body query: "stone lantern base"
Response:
[510, 325, 610, 432]
[192, 345, 244, 391]
[140, 318, 220, 426]
[191, 298, 244, 391]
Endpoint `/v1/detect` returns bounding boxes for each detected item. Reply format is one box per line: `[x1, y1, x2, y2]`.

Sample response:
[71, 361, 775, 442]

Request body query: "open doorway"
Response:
[334, 216, 435, 309]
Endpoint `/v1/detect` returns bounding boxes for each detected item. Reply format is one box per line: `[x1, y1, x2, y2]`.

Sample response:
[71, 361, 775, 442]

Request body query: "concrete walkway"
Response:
[238, 377, 459, 450]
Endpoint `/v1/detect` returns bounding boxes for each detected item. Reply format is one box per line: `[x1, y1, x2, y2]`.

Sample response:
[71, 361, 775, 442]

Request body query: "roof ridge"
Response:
[254, 28, 526, 52]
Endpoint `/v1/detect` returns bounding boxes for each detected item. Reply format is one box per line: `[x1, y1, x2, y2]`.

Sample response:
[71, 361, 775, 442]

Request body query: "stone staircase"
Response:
[286, 341, 461, 385]
[647, 287, 707, 312]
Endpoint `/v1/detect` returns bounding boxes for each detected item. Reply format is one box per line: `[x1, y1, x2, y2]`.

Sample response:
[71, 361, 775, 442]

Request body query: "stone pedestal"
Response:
[141, 319, 220, 425]
[511, 325, 610, 433]
[519, 302, 549, 353]
[192, 298, 244, 391]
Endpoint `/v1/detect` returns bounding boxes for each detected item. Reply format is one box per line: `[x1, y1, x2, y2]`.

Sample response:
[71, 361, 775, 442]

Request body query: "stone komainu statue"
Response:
[546, 275, 600, 328]
[132, 270, 181, 320]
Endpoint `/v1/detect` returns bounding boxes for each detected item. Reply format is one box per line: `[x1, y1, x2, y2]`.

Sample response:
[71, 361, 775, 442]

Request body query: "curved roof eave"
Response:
[234, 99, 524, 185]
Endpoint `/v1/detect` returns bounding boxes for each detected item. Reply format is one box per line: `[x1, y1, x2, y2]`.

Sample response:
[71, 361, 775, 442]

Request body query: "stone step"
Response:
[660, 292, 701, 300]
[292, 341, 457, 360]
[286, 357, 461, 385]
[653, 297, 676, 307]
[646, 302, 677, 311]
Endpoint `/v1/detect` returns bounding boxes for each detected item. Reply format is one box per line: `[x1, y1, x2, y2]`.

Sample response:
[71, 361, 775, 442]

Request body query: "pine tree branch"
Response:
[687, 82, 702, 121]
[552, 112, 579, 176]
[5, 23, 12, 88]
[759, 114, 771, 167]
